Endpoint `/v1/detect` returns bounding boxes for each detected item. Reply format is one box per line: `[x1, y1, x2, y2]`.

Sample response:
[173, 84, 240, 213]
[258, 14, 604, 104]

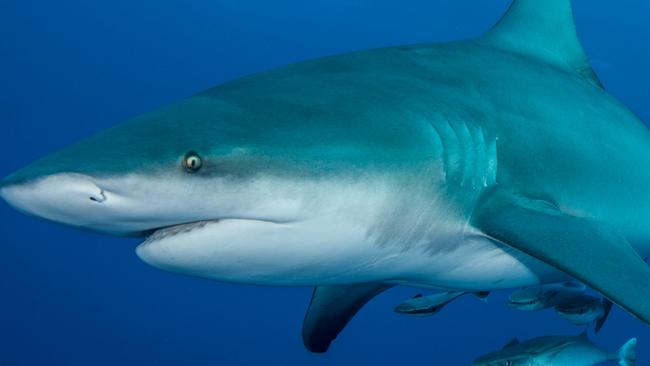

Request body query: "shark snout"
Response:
[0, 176, 9, 199]
[0, 170, 236, 236]
[0, 172, 113, 227]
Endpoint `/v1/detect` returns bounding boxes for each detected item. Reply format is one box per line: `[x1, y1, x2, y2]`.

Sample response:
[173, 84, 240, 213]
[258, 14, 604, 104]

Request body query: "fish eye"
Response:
[183, 151, 203, 172]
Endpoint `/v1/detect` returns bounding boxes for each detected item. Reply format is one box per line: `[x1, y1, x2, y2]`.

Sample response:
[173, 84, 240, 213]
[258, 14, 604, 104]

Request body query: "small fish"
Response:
[555, 295, 614, 333]
[394, 291, 489, 317]
[473, 333, 637, 366]
[508, 281, 585, 311]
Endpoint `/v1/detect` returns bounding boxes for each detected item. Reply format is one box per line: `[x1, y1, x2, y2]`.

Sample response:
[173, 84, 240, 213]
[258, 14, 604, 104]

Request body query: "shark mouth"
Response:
[142, 220, 221, 245]
[556, 308, 586, 315]
[508, 299, 539, 306]
[140, 217, 288, 245]
[509, 291, 558, 307]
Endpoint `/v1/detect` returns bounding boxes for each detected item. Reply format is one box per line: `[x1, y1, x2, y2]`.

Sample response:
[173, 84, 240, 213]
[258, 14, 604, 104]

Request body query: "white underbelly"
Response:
[136, 214, 568, 290]
[396, 234, 569, 291]
[133, 173, 571, 290]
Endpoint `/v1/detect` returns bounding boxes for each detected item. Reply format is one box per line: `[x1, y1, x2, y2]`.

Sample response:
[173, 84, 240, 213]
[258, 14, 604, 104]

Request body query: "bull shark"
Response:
[2, 0, 650, 353]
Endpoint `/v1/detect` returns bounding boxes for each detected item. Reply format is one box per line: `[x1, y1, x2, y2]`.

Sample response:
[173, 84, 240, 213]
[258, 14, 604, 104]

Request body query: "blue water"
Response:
[1, 1, 649, 365]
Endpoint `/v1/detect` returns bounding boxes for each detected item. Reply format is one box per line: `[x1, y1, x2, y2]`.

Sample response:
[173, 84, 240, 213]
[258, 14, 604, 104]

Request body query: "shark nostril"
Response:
[89, 189, 107, 203]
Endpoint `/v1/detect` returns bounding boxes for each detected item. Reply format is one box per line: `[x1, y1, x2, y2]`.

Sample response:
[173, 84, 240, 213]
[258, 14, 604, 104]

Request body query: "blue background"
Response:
[0, 1, 648, 364]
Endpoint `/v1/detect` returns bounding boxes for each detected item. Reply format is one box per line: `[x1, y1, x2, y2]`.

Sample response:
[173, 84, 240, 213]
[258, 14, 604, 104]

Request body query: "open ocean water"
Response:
[0, 1, 648, 365]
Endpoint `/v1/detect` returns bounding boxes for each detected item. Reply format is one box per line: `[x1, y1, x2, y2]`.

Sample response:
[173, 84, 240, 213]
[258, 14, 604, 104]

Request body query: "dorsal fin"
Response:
[481, 0, 602, 87]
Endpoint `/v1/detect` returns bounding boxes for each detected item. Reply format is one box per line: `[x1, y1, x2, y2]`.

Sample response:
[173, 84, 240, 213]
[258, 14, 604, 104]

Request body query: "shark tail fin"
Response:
[618, 338, 637, 366]
[595, 298, 614, 333]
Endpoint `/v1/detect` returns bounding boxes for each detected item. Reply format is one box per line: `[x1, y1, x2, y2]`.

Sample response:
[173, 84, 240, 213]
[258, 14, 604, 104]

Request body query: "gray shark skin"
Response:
[473, 333, 637, 366]
[2, 0, 650, 354]
[508, 281, 586, 311]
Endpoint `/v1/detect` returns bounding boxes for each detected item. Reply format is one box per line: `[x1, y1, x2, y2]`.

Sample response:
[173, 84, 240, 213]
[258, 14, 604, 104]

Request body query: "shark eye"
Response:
[183, 151, 203, 172]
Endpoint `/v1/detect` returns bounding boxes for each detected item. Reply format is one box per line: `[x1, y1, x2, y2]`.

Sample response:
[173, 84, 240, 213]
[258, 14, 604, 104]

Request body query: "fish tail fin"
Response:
[618, 338, 637, 366]
[595, 298, 614, 333]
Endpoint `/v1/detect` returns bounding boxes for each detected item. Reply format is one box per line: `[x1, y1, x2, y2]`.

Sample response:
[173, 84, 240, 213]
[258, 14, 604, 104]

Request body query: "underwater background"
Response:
[0, 0, 648, 364]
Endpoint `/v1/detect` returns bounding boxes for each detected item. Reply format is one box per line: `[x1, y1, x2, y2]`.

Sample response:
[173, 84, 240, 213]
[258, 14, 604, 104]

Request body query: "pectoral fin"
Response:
[595, 298, 614, 333]
[473, 192, 650, 325]
[302, 283, 392, 353]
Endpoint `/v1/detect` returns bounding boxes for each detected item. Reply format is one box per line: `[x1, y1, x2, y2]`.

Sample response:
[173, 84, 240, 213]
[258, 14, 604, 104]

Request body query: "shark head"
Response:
[0, 96, 310, 237]
[554, 295, 604, 325]
[0, 68, 441, 286]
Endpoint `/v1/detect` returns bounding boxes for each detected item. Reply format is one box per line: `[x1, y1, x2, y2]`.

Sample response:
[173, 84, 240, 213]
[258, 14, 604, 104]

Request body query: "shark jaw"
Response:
[0, 171, 419, 285]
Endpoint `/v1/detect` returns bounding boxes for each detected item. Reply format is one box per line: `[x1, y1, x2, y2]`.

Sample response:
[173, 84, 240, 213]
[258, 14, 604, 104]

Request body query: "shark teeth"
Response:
[143, 220, 219, 245]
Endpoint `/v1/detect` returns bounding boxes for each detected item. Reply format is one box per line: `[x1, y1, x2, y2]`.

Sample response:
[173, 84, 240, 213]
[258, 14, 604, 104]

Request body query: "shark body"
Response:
[2, 0, 650, 353]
